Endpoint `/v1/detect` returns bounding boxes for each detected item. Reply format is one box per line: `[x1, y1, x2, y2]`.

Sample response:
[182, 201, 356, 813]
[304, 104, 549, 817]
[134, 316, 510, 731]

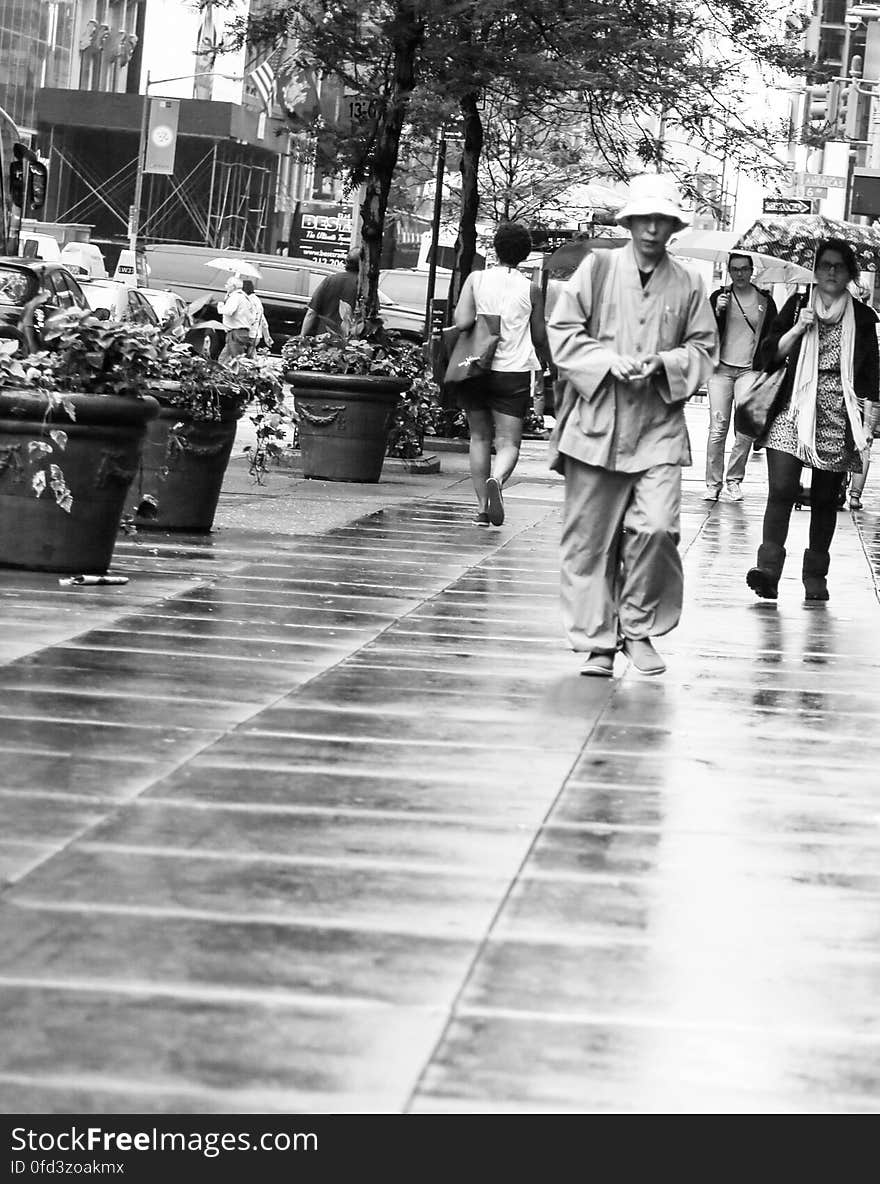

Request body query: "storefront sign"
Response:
[289, 201, 352, 265]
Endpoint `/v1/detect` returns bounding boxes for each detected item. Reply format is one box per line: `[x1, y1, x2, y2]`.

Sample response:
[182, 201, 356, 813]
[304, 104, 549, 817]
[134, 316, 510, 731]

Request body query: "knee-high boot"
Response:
[802, 548, 830, 601]
[746, 542, 786, 600]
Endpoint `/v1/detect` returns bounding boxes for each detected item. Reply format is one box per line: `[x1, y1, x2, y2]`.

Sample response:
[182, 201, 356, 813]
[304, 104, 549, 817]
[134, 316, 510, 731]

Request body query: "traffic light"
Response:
[807, 80, 841, 127]
[28, 161, 47, 210]
[8, 158, 23, 207]
[9, 143, 48, 210]
[845, 55, 865, 141]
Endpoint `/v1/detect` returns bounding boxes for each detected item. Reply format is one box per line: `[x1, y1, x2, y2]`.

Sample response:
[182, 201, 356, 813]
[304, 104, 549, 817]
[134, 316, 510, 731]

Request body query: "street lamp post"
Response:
[423, 128, 447, 342]
[128, 69, 243, 255]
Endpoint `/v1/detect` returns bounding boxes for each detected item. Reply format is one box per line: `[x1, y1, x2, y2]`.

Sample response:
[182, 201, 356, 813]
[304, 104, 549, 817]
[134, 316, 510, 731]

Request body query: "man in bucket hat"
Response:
[547, 173, 718, 676]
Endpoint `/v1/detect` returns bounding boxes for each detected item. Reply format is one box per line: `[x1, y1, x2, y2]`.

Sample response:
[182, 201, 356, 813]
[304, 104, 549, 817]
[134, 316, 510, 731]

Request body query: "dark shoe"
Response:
[622, 637, 666, 675]
[803, 548, 830, 601]
[486, 476, 505, 525]
[472, 511, 490, 527]
[746, 542, 786, 600]
[580, 651, 615, 678]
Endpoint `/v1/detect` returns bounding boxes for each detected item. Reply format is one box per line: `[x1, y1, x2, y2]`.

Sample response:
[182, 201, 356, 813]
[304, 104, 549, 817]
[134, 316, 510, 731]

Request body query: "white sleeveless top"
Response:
[472, 266, 539, 372]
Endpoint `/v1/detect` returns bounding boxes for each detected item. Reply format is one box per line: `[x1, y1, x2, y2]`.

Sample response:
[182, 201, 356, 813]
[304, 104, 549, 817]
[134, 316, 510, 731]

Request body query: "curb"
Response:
[263, 450, 442, 475]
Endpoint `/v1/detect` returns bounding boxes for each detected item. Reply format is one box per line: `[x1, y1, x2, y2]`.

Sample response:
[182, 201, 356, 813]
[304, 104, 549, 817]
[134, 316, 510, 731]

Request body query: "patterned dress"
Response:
[764, 319, 861, 473]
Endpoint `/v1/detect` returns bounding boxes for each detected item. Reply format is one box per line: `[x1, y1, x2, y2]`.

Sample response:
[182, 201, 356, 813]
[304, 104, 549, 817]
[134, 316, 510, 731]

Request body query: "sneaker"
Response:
[702, 486, 721, 501]
[486, 476, 505, 525]
[621, 637, 666, 675]
[472, 511, 490, 527]
[723, 482, 744, 503]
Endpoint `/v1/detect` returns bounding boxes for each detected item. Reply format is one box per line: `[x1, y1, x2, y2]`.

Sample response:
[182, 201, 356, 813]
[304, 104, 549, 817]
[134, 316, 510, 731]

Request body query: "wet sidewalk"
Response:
[1, 404, 879, 1114]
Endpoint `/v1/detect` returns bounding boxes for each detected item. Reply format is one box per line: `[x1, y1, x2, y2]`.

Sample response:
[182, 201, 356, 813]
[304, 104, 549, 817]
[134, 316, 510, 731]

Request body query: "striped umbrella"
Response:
[734, 213, 880, 272]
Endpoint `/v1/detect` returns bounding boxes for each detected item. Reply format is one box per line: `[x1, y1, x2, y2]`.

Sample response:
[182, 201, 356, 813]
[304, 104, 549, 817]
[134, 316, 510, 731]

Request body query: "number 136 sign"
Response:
[345, 92, 380, 125]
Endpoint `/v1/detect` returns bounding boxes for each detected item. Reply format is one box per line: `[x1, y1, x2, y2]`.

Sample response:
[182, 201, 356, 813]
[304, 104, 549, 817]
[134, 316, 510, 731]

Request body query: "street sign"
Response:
[796, 171, 846, 189]
[763, 197, 812, 215]
[803, 185, 828, 199]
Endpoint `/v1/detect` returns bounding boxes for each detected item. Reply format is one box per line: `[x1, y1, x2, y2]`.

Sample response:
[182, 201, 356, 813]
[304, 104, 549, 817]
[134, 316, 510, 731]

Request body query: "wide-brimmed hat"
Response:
[615, 174, 690, 233]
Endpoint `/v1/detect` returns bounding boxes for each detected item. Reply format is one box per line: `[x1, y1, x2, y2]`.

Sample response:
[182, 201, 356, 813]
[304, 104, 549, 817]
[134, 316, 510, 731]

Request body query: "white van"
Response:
[142, 243, 426, 349]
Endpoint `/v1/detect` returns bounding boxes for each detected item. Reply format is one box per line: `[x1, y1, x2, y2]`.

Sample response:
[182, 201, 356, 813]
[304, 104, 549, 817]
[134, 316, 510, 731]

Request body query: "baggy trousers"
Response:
[561, 458, 684, 653]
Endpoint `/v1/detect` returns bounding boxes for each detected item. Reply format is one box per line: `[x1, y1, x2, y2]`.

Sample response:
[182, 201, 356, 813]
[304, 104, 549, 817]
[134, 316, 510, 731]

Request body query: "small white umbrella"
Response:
[205, 257, 262, 279]
[668, 229, 813, 285]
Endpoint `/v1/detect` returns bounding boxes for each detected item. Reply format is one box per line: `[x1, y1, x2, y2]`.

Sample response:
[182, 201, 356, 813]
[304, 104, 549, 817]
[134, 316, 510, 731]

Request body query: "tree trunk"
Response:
[449, 91, 483, 316]
[356, 4, 423, 333]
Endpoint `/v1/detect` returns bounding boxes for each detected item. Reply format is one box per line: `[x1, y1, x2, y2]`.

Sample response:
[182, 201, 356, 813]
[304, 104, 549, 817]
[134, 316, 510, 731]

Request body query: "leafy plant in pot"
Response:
[0, 307, 162, 573]
[124, 346, 290, 532]
[281, 326, 434, 482]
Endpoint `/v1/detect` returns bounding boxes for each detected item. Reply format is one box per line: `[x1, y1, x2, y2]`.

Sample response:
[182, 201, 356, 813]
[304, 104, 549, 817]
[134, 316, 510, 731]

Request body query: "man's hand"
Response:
[608, 354, 643, 382]
[637, 355, 663, 378]
[626, 355, 663, 390]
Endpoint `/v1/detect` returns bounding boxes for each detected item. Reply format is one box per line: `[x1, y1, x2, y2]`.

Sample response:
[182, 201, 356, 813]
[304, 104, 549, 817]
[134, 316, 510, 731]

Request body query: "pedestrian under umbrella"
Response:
[745, 238, 879, 602]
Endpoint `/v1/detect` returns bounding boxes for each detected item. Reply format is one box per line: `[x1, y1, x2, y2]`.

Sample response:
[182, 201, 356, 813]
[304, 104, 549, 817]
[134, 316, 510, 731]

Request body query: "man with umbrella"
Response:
[547, 174, 718, 677]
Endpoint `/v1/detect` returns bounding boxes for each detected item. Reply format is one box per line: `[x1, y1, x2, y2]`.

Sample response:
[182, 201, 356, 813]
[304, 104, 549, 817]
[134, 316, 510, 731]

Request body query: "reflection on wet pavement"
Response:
[0, 442, 879, 1113]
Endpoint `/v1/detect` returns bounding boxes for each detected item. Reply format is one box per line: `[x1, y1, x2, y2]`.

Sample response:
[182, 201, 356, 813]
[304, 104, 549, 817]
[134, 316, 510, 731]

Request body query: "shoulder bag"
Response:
[733, 366, 787, 440]
[443, 273, 501, 387]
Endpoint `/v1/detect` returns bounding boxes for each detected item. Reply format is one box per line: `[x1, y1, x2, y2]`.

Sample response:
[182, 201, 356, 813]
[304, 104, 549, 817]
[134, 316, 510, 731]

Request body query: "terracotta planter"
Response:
[124, 393, 240, 532]
[288, 371, 409, 483]
[0, 388, 159, 573]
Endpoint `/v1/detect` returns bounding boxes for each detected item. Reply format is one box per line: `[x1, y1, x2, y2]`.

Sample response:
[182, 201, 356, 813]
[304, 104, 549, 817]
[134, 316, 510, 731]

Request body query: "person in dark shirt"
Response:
[300, 248, 360, 338]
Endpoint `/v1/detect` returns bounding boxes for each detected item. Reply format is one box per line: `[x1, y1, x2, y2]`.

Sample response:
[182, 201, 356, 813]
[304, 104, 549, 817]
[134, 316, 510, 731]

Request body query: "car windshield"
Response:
[378, 271, 450, 307]
[0, 268, 32, 306]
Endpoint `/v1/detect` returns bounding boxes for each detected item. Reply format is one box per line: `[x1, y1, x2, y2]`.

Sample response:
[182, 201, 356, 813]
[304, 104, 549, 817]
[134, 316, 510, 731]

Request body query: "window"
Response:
[0, 269, 31, 306]
[58, 272, 88, 309]
[46, 272, 74, 308]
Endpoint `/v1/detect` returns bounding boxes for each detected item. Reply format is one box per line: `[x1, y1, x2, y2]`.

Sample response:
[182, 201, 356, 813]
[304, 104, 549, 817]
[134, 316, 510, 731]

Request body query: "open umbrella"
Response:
[733, 214, 880, 272]
[668, 228, 813, 284]
[205, 257, 262, 279]
[545, 235, 627, 274]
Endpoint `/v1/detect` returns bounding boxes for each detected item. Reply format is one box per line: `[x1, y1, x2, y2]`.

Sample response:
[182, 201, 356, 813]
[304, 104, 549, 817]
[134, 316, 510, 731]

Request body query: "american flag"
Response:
[249, 55, 277, 114]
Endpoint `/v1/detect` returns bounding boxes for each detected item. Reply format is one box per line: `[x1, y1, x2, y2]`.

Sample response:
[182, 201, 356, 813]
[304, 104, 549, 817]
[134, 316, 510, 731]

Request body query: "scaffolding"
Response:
[44, 127, 276, 251]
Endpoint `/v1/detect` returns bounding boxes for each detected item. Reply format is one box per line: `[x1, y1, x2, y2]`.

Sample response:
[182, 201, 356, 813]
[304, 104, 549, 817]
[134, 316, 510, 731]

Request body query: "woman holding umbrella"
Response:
[746, 238, 879, 601]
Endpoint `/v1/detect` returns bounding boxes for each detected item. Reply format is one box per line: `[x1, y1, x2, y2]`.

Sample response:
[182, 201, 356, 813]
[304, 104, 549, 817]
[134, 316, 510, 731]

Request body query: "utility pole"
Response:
[128, 70, 151, 255]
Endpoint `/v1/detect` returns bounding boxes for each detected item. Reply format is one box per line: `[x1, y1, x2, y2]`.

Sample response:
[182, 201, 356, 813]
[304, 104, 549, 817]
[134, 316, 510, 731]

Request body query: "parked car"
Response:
[79, 279, 161, 326]
[378, 267, 451, 309]
[140, 287, 221, 357]
[0, 258, 91, 352]
[139, 288, 188, 327]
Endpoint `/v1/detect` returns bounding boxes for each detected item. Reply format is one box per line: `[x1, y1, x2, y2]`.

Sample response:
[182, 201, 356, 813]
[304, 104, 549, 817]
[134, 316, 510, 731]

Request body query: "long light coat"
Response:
[548, 246, 719, 472]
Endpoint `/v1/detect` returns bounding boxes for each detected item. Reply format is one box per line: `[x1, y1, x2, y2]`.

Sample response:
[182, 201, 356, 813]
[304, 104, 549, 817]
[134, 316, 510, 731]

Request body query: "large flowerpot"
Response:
[0, 389, 159, 573]
[288, 371, 410, 483]
[124, 398, 240, 532]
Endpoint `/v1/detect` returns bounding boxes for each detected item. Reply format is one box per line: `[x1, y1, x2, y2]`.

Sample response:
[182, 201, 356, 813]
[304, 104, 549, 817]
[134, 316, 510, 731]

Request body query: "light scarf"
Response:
[789, 289, 868, 464]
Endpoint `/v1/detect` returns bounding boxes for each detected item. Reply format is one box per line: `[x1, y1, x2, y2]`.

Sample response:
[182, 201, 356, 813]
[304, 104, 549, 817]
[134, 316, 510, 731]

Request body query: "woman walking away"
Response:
[746, 239, 879, 601]
[451, 222, 550, 527]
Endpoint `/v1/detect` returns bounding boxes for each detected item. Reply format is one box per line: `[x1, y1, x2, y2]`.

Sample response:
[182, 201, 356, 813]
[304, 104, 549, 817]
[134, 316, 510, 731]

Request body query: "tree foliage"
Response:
[220, 0, 808, 330]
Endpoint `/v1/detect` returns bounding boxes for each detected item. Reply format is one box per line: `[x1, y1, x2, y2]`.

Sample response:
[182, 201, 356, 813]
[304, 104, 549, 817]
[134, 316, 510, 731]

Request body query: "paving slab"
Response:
[1, 404, 880, 1114]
